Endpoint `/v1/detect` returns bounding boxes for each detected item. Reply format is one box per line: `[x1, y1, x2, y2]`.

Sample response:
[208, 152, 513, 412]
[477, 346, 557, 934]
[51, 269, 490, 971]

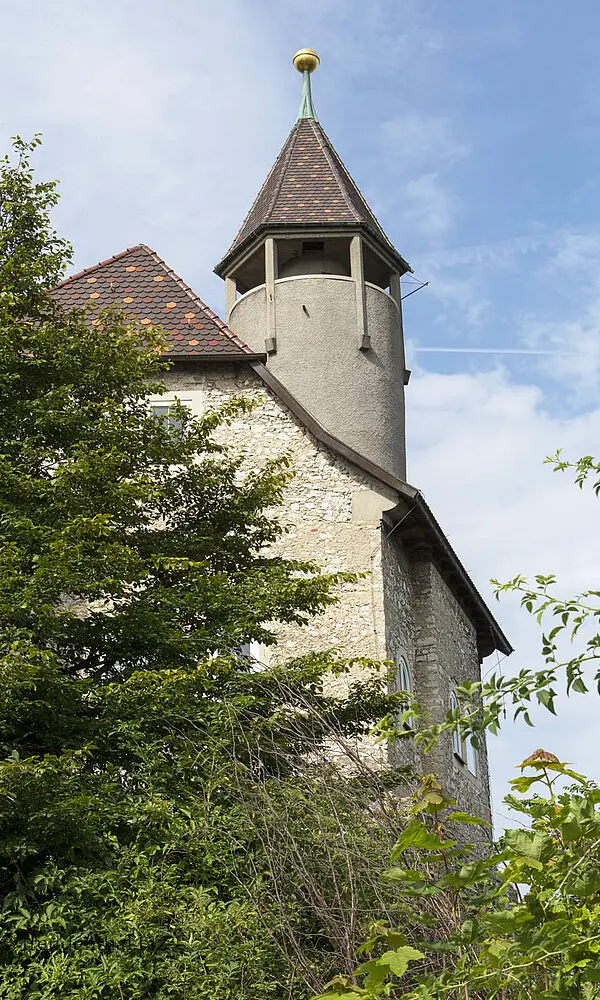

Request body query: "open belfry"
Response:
[51, 50, 511, 823]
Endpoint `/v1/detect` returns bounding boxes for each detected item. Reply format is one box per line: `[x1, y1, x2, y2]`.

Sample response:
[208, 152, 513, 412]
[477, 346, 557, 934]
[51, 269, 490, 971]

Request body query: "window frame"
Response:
[396, 654, 412, 700]
[450, 687, 478, 775]
[148, 397, 192, 430]
[449, 690, 464, 760]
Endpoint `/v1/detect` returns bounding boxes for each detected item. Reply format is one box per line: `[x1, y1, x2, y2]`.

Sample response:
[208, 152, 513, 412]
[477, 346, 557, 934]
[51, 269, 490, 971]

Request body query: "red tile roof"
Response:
[51, 244, 254, 358]
[216, 118, 410, 274]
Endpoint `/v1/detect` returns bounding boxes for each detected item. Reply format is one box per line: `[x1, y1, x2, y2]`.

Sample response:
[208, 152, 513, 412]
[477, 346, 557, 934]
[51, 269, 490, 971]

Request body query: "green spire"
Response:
[292, 48, 320, 121]
[297, 69, 318, 120]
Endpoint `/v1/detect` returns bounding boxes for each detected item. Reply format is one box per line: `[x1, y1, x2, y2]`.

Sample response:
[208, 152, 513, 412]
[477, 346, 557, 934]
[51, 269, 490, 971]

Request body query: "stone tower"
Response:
[212, 50, 512, 828]
[215, 48, 410, 482]
[51, 51, 512, 829]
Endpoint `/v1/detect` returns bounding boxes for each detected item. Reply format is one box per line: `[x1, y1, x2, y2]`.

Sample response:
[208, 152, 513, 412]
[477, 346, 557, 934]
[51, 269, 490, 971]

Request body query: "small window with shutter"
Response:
[450, 690, 464, 760]
[450, 689, 478, 775]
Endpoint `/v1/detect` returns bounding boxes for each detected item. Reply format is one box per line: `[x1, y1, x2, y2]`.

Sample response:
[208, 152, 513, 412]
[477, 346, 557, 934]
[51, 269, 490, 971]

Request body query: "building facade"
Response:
[51, 50, 511, 827]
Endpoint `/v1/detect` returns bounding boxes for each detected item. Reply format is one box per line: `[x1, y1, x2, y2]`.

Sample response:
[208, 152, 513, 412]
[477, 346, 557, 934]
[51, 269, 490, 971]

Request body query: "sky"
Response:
[2, 0, 600, 828]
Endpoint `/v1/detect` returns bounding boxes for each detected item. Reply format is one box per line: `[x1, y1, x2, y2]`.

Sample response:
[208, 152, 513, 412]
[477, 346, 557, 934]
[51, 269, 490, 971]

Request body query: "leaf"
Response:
[536, 689, 557, 714]
[506, 854, 544, 872]
[560, 815, 583, 842]
[460, 918, 477, 943]
[487, 938, 510, 957]
[391, 821, 456, 859]
[356, 946, 424, 986]
[485, 908, 533, 933]
[447, 810, 491, 826]
[509, 775, 540, 793]
[504, 828, 555, 862]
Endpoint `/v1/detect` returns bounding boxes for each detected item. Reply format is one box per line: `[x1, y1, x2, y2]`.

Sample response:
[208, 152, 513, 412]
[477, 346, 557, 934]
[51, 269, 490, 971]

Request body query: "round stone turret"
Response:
[215, 52, 412, 482]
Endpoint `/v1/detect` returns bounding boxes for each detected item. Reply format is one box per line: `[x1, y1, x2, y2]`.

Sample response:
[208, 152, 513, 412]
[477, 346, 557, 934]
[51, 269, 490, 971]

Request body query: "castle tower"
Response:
[53, 54, 512, 830]
[215, 49, 411, 481]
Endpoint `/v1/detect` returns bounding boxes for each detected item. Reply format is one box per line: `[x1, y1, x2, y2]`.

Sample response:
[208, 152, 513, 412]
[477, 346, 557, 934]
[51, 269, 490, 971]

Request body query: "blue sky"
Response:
[3, 0, 600, 825]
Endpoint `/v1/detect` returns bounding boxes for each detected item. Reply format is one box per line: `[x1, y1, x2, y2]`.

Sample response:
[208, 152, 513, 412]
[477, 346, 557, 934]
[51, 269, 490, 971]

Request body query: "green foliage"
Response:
[0, 135, 71, 312]
[316, 755, 600, 999]
[0, 139, 409, 998]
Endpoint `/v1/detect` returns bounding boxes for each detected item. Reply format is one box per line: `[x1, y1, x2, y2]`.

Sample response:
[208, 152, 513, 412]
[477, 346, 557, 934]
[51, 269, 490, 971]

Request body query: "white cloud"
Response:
[519, 230, 600, 400]
[407, 365, 600, 826]
[523, 307, 600, 401]
[381, 112, 470, 169]
[549, 232, 600, 273]
[414, 264, 490, 326]
[420, 229, 560, 270]
[378, 112, 468, 241]
[402, 171, 460, 239]
[0, 0, 294, 302]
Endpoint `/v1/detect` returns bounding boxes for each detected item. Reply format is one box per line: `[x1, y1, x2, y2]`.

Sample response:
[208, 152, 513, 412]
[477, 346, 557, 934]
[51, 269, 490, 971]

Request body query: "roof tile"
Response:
[51, 245, 253, 359]
[218, 118, 407, 269]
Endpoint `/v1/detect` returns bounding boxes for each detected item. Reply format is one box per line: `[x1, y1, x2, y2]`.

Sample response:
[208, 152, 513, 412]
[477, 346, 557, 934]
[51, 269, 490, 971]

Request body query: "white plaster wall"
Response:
[229, 275, 407, 480]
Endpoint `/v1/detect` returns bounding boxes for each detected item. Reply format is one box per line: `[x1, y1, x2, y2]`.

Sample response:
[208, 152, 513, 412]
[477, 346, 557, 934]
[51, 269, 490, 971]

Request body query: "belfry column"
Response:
[264, 237, 278, 354]
[225, 276, 237, 322]
[389, 272, 410, 385]
[350, 235, 370, 350]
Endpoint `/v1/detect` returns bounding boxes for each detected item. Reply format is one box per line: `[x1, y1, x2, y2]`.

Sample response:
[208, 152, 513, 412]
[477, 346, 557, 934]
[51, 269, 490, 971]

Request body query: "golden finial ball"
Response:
[293, 48, 320, 73]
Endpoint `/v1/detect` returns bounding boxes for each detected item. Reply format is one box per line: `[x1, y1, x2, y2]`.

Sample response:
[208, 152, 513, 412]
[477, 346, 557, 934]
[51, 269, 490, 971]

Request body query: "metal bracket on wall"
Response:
[359, 333, 371, 351]
[265, 337, 277, 354]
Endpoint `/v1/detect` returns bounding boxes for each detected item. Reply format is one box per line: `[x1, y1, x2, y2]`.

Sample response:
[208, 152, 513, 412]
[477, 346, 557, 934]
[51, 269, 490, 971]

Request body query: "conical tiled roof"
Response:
[51, 245, 256, 358]
[215, 118, 409, 274]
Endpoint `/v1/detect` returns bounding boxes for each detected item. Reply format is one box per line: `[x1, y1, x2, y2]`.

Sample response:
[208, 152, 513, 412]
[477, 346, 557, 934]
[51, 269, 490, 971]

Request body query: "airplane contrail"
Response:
[413, 347, 571, 356]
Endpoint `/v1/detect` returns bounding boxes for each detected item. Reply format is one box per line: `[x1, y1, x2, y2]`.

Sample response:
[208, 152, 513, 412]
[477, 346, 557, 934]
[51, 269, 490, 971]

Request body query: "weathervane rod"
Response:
[293, 47, 320, 120]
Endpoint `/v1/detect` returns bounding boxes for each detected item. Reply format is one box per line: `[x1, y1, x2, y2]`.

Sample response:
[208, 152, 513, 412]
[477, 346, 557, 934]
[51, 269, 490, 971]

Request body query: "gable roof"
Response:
[215, 118, 411, 275]
[51, 245, 260, 359]
[253, 361, 512, 660]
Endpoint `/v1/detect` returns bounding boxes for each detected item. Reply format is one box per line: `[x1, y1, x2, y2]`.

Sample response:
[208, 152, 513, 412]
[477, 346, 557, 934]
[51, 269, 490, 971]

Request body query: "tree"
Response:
[316, 454, 600, 999]
[0, 138, 406, 998]
[316, 753, 600, 999]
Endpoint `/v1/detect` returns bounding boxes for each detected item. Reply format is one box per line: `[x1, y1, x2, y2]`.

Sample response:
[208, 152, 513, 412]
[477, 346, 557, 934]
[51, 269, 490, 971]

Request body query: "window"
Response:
[395, 655, 413, 730]
[450, 688, 478, 775]
[465, 737, 478, 776]
[449, 690, 463, 758]
[235, 641, 262, 667]
[302, 240, 324, 254]
[397, 655, 412, 701]
[149, 399, 191, 429]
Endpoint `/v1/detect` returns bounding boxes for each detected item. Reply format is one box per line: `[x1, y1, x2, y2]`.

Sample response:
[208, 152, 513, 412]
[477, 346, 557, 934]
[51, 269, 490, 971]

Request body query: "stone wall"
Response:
[397, 548, 493, 836]
[153, 363, 397, 764]
[381, 532, 419, 774]
[152, 361, 491, 818]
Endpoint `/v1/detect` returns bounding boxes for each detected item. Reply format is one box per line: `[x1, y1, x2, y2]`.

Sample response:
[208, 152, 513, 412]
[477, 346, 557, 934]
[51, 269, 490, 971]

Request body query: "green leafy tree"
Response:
[0, 138, 405, 999]
[316, 752, 600, 999]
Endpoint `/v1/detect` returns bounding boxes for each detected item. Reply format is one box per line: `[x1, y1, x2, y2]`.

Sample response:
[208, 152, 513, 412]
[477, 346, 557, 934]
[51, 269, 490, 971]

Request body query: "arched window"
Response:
[397, 655, 412, 698]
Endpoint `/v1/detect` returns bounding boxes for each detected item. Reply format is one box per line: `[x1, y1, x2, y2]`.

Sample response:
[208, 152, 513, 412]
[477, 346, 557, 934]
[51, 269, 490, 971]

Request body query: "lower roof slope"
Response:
[51, 244, 258, 359]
